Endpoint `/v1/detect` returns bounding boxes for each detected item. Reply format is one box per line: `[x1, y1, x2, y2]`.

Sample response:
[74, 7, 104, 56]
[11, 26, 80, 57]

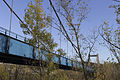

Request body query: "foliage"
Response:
[0, 63, 85, 80]
[94, 62, 120, 80]
[0, 64, 9, 80]
[57, 48, 66, 56]
[0, 62, 120, 80]
[20, 0, 57, 51]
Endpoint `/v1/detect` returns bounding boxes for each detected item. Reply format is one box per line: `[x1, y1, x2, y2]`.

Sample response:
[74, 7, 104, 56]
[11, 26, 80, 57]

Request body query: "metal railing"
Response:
[0, 26, 28, 42]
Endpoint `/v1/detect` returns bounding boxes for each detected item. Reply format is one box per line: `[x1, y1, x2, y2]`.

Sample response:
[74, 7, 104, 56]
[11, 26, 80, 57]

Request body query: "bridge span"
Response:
[0, 26, 93, 71]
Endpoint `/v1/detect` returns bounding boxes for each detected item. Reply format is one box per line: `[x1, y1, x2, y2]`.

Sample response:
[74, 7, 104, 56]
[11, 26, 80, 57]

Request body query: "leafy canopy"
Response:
[21, 0, 57, 51]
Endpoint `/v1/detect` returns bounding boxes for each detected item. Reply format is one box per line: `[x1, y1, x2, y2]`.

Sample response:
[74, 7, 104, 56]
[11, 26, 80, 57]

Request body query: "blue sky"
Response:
[0, 0, 118, 63]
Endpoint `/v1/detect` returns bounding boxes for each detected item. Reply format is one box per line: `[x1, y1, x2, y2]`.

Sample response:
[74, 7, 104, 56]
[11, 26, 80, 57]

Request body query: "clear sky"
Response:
[0, 0, 118, 63]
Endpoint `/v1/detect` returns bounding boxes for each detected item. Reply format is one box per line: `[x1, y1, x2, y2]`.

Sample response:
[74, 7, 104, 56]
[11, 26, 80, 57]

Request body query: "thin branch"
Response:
[113, 0, 120, 2]
[98, 25, 120, 50]
[60, 6, 84, 63]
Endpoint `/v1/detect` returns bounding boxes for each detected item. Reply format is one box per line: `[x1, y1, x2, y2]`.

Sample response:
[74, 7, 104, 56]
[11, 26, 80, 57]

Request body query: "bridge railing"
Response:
[0, 26, 28, 42]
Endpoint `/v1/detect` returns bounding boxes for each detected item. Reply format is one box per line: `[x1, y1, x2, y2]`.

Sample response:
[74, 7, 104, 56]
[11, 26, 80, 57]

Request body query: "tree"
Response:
[48, 0, 97, 80]
[20, 0, 57, 79]
[20, 0, 57, 52]
[99, 2, 120, 63]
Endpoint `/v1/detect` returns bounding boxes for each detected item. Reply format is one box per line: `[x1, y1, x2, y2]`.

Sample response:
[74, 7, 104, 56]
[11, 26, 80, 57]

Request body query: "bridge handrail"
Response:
[0, 26, 29, 42]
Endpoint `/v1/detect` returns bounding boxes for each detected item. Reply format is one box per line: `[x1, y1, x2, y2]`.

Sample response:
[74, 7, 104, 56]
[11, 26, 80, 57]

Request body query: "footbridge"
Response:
[0, 27, 93, 71]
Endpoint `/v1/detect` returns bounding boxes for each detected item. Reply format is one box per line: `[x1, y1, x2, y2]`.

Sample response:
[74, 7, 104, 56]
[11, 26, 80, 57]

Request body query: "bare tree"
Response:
[48, 0, 98, 79]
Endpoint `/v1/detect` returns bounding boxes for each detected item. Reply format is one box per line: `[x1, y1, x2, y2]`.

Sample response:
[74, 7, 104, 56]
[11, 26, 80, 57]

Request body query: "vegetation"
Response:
[57, 48, 66, 56]
[0, 63, 84, 80]
[0, 62, 120, 80]
[20, 0, 57, 51]
[94, 62, 120, 80]
[20, 0, 58, 79]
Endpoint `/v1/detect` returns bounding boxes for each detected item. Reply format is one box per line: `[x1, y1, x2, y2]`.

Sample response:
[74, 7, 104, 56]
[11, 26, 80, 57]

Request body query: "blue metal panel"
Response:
[34, 49, 51, 61]
[41, 53, 47, 61]
[77, 62, 79, 68]
[77, 62, 82, 68]
[0, 35, 7, 53]
[52, 55, 59, 63]
[73, 61, 76, 68]
[41, 50, 48, 61]
[80, 63, 82, 68]
[35, 49, 40, 60]
[9, 38, 33, 58]
[60, 57, 66, 65]
[68, 59, 72, 66]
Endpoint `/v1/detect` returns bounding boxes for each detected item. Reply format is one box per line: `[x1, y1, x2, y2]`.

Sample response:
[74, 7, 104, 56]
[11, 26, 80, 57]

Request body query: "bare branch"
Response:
[98, 25, 120, 50]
